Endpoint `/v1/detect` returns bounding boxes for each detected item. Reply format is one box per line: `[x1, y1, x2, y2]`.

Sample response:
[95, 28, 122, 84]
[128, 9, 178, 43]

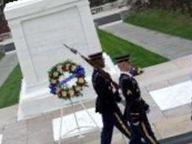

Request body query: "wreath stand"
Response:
[58, 99, 100, 144]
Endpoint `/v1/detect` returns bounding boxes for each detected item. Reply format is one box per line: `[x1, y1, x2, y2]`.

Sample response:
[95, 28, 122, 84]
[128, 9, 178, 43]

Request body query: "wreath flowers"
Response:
[48, 61, 87, 99]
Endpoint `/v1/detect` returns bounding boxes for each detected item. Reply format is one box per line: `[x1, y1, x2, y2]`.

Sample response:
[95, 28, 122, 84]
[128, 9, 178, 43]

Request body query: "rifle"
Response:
[63, 43, 119, 90]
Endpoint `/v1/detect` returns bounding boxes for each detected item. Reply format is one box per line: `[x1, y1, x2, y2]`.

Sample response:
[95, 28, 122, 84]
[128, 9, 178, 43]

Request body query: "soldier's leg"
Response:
[129, 123, 143, 144]
[142, 114, 159, 143]
[101, 112, 114, 144]
[112, 105, 132, 139]
[138, 118, 159, 144]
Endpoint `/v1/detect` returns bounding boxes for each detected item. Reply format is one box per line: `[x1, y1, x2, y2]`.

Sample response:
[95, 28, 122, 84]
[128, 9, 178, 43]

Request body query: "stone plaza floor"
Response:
[0, 54, 192, 144]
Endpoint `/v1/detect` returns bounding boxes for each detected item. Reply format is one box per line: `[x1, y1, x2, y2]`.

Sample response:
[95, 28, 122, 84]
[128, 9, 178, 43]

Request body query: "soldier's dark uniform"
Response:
[92, 69, 132, 144]
[119, 73, 159, 144]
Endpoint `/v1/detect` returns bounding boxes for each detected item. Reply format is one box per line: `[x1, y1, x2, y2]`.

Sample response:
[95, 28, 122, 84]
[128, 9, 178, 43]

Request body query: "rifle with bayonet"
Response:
[63, 43, 119, 90]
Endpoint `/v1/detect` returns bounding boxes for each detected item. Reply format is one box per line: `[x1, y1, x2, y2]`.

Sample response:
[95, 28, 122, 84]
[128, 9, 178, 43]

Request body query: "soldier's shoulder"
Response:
[92, 70, 105, 82]
[131, 77, 138, 84]
[120, 74, 131, 81]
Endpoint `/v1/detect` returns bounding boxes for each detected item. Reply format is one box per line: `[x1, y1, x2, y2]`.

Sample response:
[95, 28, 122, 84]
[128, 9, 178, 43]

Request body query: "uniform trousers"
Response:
[101, 111, 114, 144]
[129, 114, 159, 144]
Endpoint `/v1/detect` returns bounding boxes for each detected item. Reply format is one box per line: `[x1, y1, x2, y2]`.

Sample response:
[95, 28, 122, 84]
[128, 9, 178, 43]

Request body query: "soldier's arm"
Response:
[113, 90, 122, 102]
[129, 78, 150, 111]
[121, 78, 134, 98]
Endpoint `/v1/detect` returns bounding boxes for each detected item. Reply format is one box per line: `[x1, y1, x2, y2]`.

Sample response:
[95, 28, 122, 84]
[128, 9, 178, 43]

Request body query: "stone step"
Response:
[136, 55, 192, 87]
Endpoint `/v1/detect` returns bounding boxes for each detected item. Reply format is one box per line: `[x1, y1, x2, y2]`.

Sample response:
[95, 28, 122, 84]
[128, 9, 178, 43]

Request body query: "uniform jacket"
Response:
[92, 69, 121, 114]
[119, 73, 149, 123]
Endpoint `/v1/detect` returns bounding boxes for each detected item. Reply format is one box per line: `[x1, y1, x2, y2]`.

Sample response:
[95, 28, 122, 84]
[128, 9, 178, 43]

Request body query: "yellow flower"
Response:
[78, 78, 85, 84]
[61, 91, 67, 97]
[53, 71, 59, 77]
[57, 65, 63, 73]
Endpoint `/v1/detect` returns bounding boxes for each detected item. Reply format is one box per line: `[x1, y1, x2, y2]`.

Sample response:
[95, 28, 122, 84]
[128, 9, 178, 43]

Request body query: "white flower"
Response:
[65, 64, 70, 71]
[57, 65, 63, 73]
[69, 89, 75, 97]
[75, 86, 81, 92]
[51, 79, 57, 84]
[56, 88, 61, 94]
[71, 65, 77, 71]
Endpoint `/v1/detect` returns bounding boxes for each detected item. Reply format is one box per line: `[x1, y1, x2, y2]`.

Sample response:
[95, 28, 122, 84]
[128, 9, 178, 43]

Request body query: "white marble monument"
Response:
[4, 0, 117, 120]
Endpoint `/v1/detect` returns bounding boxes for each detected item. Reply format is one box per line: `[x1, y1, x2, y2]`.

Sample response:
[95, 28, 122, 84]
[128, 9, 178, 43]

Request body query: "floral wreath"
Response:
[48, 60, 87, 99]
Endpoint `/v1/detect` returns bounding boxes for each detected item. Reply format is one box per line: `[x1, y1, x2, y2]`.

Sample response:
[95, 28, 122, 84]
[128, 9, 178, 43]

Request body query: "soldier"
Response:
[90, 52, 132, 144]
[115, 55, 159, 144]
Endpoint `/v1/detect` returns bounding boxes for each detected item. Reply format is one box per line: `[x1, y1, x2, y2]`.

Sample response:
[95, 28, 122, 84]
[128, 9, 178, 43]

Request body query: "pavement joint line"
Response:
[5, 50, 16, 55]
[98, 20, 123, 29]
[0, 134, 2, 144]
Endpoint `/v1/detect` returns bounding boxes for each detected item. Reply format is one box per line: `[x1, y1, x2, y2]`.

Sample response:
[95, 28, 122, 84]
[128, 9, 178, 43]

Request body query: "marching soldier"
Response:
[115, 55, 159, 144]
[89, 52, 132, 144]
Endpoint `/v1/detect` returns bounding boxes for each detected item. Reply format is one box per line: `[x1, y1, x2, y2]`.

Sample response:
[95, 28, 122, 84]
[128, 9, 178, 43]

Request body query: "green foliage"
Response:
[89, 0, 117, 7]
[0, 65, 22, 108]
[98, 30, 168, 68]
[125, 9, 192, 40]
[149, 0, 192, 15]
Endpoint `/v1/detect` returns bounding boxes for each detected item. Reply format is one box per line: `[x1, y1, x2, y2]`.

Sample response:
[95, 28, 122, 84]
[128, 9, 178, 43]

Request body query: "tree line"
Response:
[89, 0, 117, 7]
[129, 0, 192, 16]
[150, 0, 192, 13]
